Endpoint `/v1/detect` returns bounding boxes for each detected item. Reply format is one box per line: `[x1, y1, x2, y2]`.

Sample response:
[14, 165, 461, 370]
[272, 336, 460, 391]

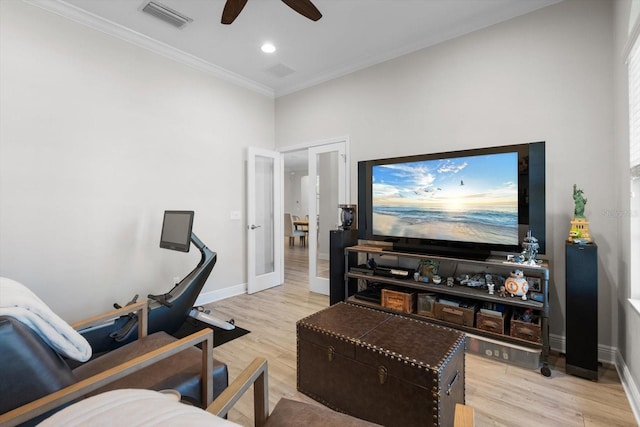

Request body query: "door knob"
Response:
[249, 224, 261, 230]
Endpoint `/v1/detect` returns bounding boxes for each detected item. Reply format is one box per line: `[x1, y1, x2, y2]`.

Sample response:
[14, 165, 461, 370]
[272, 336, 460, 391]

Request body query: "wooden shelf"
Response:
[346, 245, 549, 279]
[347, 271, 544, 310]
[343, 244, 551, 376]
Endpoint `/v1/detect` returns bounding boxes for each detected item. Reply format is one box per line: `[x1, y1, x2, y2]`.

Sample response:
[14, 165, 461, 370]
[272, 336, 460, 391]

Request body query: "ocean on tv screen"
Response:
[372, 152, 519, 245]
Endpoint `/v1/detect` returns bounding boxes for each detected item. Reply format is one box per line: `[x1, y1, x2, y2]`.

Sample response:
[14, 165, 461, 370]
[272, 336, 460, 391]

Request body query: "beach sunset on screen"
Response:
[372, 152, 519, 245]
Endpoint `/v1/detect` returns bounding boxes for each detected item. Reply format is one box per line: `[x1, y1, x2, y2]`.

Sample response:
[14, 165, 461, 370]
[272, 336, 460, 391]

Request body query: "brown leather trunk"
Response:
[297, 302, 465, 427]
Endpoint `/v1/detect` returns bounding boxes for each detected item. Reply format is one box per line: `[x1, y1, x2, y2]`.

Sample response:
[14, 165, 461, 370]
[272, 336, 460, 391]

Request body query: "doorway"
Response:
[281, 137, 349, 296]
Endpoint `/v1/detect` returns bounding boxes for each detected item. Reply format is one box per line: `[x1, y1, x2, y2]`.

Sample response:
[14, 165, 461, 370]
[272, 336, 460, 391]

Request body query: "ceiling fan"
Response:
[221, 0, 322, 25]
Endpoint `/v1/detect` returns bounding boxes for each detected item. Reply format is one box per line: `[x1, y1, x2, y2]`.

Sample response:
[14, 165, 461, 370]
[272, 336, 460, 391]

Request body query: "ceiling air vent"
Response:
[266, 63, 296, 78]
[141, 1, 193, 28]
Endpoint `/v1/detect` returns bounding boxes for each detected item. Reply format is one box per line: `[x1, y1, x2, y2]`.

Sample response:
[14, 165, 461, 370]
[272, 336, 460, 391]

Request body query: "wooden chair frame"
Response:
[207, 356, 269, 426]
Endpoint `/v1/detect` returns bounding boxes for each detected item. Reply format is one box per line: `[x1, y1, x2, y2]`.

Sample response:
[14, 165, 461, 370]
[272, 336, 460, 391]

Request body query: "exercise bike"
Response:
[79, 211, 234, 355]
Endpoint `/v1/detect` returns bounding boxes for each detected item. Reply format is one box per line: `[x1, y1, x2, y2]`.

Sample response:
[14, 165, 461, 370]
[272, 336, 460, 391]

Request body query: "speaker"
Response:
[565, 242, 598, 380]
[329, 229, 358, 305]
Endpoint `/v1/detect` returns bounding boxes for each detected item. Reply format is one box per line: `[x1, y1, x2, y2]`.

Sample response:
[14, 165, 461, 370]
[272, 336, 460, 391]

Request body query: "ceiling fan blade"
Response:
[281, 0, 322, 21]
[221, 0, 248, 24]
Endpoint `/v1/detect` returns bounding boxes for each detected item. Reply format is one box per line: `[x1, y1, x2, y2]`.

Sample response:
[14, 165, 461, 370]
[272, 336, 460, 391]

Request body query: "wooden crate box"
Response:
[476, 311, 507, 335]
[417, 293, 437, 317]
[381, 287, 416, 314]
[434, 301, 478, 327]
[510, 312, 542, 343]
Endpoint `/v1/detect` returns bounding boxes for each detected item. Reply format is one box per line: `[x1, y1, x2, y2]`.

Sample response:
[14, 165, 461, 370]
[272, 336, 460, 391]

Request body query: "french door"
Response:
[246, 147, 282, 294]
[307, 142, 347, 295]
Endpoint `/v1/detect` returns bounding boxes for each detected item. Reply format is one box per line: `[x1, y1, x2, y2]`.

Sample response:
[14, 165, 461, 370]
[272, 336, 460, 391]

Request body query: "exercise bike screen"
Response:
[159, 210, 194, 252]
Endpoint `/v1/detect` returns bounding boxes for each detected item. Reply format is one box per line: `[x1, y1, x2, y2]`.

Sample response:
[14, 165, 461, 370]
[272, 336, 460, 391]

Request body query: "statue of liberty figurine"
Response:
[569, 184, 591, 243]
[573, 184, 587, 218]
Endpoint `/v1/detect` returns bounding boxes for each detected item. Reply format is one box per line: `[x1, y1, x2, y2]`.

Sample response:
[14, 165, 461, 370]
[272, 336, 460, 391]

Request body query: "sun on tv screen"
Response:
[372, 152, 519, 246]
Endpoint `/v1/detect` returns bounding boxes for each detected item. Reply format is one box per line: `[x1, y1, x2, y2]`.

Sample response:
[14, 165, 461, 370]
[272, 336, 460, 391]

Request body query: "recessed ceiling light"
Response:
[261, 43, 276, 54]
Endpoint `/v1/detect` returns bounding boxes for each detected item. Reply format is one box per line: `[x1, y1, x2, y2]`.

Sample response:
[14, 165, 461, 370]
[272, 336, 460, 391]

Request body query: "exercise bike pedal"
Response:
[189, 309, 235, 331]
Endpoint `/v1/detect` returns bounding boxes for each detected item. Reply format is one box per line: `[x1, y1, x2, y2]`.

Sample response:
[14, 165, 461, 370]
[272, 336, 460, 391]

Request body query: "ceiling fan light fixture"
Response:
[261, 43, 276, 53]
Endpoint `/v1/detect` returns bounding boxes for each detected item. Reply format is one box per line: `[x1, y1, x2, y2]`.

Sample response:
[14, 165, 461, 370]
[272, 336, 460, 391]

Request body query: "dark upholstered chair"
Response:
[0, 301, 228, 427]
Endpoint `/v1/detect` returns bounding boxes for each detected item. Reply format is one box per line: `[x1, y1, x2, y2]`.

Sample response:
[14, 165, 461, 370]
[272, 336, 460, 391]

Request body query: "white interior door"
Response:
[308, 142, 347, 295]
[247, 147, 282, 294]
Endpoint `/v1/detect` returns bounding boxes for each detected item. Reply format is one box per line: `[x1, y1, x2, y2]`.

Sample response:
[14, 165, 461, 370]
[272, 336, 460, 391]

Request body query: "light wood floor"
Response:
[204, 244, 637, 427]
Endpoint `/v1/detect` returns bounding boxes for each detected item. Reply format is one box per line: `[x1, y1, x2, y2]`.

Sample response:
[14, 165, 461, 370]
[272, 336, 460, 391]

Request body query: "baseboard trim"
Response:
[548, 333, 617, 365]
[194, 283, 247, 306]
[616, 350, 640, 425]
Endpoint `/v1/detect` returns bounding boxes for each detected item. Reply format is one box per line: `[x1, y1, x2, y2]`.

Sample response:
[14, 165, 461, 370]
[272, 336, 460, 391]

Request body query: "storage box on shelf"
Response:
[417, 293, 437, 317]
[381, 287, 416, 313]
[434, 300, 478, 327]
[343, 244, 551, 377]
[476, 310, 508, 335]
[510, 311, 542, 343]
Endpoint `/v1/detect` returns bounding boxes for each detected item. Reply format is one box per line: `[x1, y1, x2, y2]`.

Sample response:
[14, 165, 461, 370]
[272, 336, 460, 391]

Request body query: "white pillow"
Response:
[37, 389, 242, 427]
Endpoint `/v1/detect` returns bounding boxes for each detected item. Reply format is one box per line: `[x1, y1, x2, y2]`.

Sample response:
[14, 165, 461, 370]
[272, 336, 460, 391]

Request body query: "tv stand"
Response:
[343, 244, 551, 377]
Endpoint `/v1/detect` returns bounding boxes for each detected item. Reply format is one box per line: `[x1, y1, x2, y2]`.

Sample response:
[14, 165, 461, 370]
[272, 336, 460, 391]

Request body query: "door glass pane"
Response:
[255, 155, 275, 276]
[315, 151, 339, 279]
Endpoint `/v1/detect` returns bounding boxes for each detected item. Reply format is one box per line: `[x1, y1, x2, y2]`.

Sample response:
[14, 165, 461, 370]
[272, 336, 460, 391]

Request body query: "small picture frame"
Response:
[527, 277, 542, 292]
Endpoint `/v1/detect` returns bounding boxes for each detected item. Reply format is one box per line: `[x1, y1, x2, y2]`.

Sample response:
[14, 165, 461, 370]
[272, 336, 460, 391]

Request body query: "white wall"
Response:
[276, 0, 615, 348]
[0, 1, 274, 322]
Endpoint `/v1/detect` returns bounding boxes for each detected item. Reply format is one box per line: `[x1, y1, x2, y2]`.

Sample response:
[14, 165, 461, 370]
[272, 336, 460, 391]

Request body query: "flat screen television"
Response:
[159, 210, 194, 252]
[358, 142, 545, 259]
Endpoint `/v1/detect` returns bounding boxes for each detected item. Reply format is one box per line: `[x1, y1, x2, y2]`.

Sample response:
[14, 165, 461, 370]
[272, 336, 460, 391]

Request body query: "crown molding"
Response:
[23, 0, 275, 98]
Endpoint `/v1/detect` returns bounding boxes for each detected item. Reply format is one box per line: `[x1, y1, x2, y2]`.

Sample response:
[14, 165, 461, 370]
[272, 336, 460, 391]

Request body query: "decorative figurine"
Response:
[446, 277, 455, 287]
[498, 285, 508, 298]
[520, 308, 534, 323]
[485, 274, 494, 294]
[504, 269, 529, 300]
[458, 274, 486, 288]
[432, 275, 442, 285]
[568, 184, 592, 243]
[418, 259, 439, 280]
[573, 184, 587, 218]
[521, 230, 541, 265]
